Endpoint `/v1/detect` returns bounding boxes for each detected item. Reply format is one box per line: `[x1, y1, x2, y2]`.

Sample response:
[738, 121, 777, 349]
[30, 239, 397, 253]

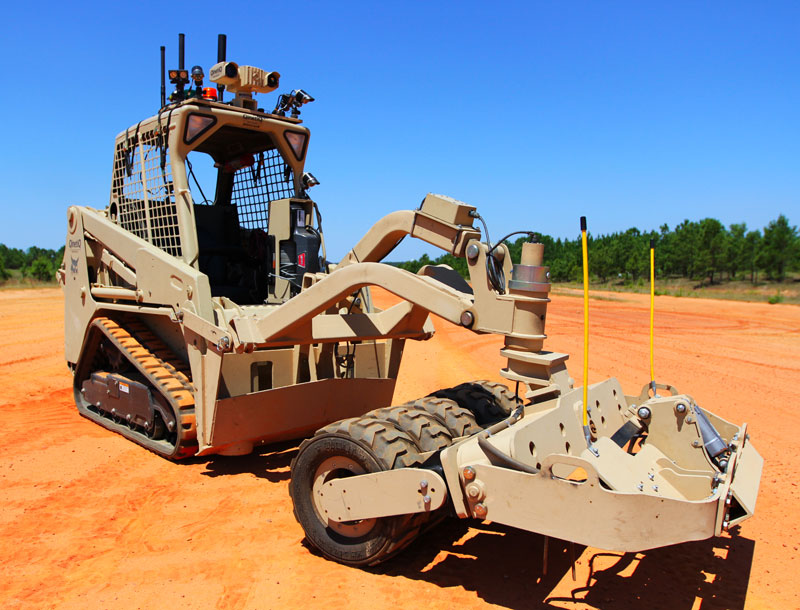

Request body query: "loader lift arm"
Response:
[230, 193, 547, 359]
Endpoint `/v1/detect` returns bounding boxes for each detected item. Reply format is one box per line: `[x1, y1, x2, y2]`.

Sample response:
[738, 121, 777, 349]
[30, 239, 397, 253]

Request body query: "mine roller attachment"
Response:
[293, 378, 764, 566]
[72, 317, 197, 460]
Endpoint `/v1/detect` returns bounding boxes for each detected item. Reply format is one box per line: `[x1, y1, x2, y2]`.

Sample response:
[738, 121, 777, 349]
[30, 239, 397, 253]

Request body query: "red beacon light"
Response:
[201, 87, 218, 101]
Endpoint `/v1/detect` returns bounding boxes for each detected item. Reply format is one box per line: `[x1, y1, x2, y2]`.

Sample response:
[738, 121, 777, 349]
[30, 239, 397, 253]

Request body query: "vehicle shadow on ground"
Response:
[377, 520, 755, 610]
[199, 440, 300, 482]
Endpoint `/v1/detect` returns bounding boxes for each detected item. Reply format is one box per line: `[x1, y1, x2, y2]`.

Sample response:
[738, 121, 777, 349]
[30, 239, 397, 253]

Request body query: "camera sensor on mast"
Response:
[209, 62, 281, 95]
[209, 62, 281, 110]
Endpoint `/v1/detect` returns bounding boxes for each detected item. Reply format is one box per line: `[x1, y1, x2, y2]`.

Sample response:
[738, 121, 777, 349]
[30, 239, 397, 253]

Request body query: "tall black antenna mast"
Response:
[160, 45, 166, 108]
[178, 33, 185, 71]
[217, 34, 227, 102]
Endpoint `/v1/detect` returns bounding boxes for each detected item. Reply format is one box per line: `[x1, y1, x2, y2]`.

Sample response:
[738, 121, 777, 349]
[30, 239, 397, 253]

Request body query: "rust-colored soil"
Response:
[1, 287, 797, 609]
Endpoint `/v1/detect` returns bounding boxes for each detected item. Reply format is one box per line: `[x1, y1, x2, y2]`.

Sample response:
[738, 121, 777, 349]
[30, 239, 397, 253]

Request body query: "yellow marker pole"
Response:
[649, 238, 656, 395]
[580, 217, 597, 455]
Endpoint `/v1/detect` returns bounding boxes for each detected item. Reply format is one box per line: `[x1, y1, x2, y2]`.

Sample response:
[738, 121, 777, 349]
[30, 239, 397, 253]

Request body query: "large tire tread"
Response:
[364, 405, 453, 453]
[429, 380, 518, 426]
[405, 396, 482, 439]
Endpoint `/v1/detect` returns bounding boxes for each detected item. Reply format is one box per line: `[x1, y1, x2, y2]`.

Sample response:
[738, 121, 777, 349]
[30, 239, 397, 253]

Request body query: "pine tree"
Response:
[727, 223, 747, 280]
[761, 215, 799, 281]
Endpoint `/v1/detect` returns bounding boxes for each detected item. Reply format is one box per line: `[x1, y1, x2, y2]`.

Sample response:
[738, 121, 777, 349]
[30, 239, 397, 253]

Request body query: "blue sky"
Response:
[1, 1, 797, 261]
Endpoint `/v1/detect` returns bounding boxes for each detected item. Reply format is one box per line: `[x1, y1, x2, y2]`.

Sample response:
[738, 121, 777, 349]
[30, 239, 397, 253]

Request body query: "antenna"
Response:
[217, 34, 227, 102]
[580, 216, 598, 456]
[178, 33, 185, 70]
[649, 238, 656, 395]
[160, 46, 166, 108]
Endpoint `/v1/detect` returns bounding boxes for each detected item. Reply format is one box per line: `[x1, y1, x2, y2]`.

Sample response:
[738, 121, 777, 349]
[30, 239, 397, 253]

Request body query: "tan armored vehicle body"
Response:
[60, 34, 762, 568]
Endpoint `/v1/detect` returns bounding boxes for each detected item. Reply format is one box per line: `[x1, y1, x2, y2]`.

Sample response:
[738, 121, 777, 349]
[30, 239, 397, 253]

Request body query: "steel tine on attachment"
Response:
[542, 535, 549, 577]
[570, 541, 577, 581]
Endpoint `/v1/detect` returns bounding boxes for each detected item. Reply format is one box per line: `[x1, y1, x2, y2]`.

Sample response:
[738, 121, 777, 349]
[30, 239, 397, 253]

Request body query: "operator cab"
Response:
[108, 39, 323, 307]
[188, 123, 319, 304]
[182, 58, 322, 305]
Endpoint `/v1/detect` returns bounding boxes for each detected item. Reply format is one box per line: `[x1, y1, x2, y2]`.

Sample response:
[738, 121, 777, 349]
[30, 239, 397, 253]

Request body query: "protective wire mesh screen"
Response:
[112, 129, 182, 257]
[231, 148, 295, 230]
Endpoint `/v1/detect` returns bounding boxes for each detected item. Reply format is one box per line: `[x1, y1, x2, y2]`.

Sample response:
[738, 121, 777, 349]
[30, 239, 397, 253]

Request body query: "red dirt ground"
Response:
[0, 287, 797, 609]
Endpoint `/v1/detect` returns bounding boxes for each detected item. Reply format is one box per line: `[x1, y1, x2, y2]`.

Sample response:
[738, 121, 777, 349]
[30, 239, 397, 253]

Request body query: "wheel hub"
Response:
[312, 456, 376, 538]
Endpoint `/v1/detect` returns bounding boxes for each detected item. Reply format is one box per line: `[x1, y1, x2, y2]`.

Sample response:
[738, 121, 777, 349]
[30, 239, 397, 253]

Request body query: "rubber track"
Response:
[81, 317, 197, 459]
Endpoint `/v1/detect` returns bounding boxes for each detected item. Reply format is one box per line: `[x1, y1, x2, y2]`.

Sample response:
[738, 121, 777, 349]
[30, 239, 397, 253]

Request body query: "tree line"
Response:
[394, 214, 799, 284]
[2, 214, 797, 285]
[0, 244, 65, 282]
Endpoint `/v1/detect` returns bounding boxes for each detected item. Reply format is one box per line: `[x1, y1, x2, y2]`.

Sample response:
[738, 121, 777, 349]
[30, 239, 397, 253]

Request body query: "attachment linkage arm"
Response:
[337, 194, 481, 268]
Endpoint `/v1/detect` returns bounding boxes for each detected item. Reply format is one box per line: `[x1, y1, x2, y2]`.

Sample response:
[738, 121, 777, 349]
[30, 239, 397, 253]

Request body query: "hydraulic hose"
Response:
[476, 405, 540, 475]
[312, 201, 328, 272]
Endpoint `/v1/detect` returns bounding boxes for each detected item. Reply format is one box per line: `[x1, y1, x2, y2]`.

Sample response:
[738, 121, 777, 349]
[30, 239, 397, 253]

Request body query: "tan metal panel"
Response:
[728, 432, 763, 524]
[321, 469, 447, 521]
[210, 377, 397, 447]
[471, 463, 719, 552]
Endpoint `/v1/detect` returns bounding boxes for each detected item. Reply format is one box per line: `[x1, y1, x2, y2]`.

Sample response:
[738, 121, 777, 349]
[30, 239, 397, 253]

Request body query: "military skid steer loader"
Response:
[60, 34, 762, 568]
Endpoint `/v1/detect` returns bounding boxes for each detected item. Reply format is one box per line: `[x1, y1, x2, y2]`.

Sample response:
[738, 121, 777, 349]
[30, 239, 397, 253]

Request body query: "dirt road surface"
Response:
[1, 287, 797, 609]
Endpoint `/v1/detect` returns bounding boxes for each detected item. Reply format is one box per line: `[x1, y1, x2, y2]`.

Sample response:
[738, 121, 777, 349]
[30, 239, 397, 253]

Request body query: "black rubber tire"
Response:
[364, 405, 453, 453]
[405, 396, 482, 439]
[429, 380, 518, 427]
[289, 417, 429, 566]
